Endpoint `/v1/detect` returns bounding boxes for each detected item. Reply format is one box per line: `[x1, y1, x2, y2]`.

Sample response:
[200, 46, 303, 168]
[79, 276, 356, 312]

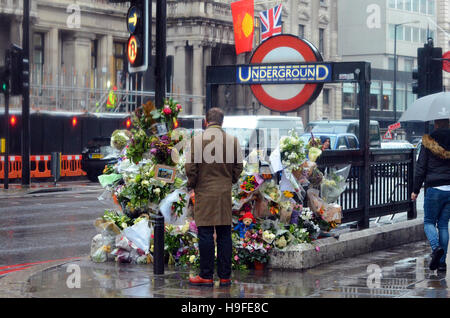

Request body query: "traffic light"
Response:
[412, 39, 443, 98]
[7, 44, 30, 96]
[126, 0, 150, 73]
[0, 66, 9, 95]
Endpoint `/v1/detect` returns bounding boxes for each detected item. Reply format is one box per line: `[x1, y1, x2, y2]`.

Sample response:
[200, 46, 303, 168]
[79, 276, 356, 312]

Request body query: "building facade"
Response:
[338, 0, 443, 139]
[0, 0, 129, 111]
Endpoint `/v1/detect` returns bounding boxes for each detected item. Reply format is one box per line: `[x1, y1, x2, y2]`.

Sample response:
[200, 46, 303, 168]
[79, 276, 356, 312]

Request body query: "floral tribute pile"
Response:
[90, 101, 350, 270]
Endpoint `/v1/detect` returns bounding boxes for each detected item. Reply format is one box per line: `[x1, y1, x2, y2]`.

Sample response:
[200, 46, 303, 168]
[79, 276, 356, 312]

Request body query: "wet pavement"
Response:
[24, 240, 449, 298]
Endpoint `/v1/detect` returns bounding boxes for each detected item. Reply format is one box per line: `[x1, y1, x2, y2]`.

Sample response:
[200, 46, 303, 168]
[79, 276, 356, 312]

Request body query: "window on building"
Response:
[323, 88, 330, 105]
[369, 81, 381, 110]
[406, 83, 415, 108]
[404, 0, 412, 11]
[397, 0, 405, 10]
[420, 0, 427, 14]
[404, 58, 414, 72]
[389, 24, 395, 40]
[319, 28, 325, 54]
[388, 57, 395, 70]
[382, 82, 393, 111]
[114, 42, 126, 89]
[412, 0, 419, 11]
[33, 33, 45, 86]
[389, 0, 396, 9]
[91, 40, 98, 70]
[420, 28, 427, 42]
[396, 82, 406, 112]
[412, 27, 420, 42]
[298, 24, 305, 38]
[427, 0, 435, 15]
[343, 83, 356, 109]
[404, 26, 412, 41]
[397, 25, 404, 40]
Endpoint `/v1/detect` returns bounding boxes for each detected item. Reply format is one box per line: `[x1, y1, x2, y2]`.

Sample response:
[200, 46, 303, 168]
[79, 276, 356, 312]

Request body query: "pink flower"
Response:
[315, 246, 320, 252]
[176, 104, 182, 111]
[163, 106, 172, 115]
[234, 255, 239, 261]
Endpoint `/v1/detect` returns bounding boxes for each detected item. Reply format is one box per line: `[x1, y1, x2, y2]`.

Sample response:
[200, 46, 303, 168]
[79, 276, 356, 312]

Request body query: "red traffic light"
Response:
[10, 115, 16, 126]
[72, 117, 77, 127]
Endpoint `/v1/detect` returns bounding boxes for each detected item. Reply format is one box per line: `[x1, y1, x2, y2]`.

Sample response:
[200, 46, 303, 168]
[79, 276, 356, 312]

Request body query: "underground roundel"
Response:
[250, 34, 324, 113]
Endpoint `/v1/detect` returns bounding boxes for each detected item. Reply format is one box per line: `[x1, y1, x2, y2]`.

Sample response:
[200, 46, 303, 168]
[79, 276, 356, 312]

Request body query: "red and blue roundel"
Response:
[250, 34, 324, 113]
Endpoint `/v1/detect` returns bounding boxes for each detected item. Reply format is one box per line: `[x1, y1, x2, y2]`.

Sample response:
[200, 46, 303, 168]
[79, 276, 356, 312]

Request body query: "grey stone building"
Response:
[0, 0, 340, 125]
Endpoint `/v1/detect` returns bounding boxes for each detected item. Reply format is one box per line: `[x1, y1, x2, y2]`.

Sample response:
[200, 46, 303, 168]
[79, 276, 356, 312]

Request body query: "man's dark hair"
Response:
[434, 119, 449, 129]
[206, 107, 224, 126]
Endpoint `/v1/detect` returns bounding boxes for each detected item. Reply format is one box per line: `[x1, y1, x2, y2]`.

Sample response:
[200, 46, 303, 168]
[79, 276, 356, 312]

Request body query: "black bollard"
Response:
[153, 214, 165, 275]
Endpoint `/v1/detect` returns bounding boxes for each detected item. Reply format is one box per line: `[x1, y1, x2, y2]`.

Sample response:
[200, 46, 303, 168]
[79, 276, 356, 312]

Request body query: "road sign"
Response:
[127, 35, 140, 65]
[249, 34, 324, 112]
[383, 130, 393, 140]
[443, 51, 450, 73]
[127, 6, 140, 34]
[388, 122, 401, 131]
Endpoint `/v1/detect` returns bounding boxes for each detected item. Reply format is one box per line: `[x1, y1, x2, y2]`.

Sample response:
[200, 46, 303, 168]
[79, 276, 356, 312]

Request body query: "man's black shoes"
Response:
[429, 247, 444, 270]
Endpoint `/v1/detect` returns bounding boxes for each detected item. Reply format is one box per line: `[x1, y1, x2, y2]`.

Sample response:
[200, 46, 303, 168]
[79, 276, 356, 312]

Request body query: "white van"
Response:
[222, 115, 304, 155]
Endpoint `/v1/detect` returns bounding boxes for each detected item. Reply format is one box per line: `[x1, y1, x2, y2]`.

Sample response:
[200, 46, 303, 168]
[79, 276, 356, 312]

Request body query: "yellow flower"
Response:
[189, 255, 196, 263]
[181, 221, 190, 234]
[283, 191, 294, 198]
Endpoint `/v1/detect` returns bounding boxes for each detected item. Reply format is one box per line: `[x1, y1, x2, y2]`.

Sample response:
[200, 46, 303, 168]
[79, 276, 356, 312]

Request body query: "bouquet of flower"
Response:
[304, 133, 323, 162]
[149, 134, 178, 166]
[132, 100, 157, 131]
[151, 98, 183, 131]
[279, 130, 306, 171]
[235, 228, 272, 265]
[259, 179, 282, 203]
[239, 174, 262, 193]
[320, 165, 351, 203]
[111, 129, 132, 152]
[126, 128, 150, 164]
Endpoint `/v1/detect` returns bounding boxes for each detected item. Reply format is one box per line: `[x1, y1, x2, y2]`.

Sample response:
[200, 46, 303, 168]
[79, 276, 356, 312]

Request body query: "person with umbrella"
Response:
[411, 118, 450, 272]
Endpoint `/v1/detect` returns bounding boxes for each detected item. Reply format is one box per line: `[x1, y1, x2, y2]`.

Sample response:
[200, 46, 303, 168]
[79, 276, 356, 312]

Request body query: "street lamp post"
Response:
[393, 21, 419, 124]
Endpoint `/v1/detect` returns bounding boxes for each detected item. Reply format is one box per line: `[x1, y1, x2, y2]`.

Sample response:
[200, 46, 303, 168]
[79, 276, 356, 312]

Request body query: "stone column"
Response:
[45, 28, 59, 86]
[173, 42, 187, 96]
[99, 34, 113, 89]
[9, 16, 23, 46]
[192, 43, 203, 115]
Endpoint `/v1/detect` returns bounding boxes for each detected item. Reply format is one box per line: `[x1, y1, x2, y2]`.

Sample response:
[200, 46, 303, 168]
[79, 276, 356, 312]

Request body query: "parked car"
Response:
[300, 133, 360, 150]
[222, 115, 304, 156]
[305, 120, 381, 148]
[81, 137, 119, 182]
[380, 140, 414, 149]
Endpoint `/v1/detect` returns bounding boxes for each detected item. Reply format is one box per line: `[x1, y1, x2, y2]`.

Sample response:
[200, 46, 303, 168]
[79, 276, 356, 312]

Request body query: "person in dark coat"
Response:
[412, 118, 450, 272]
[185, 107, 243, 286]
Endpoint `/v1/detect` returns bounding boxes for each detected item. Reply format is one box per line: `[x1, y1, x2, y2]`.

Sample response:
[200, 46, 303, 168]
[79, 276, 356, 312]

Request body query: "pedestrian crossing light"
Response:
[126, 0, 150, 73]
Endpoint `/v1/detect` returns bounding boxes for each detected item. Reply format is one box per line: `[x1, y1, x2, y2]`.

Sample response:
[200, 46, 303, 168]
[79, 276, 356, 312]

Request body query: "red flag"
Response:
[231, 0, 254, 55]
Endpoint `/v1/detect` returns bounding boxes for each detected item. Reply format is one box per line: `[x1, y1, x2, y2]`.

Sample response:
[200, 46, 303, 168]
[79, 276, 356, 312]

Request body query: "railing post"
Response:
[153, 214, 165, 275]
[407, 148, 417, 220]
[357, 63, 371, 229]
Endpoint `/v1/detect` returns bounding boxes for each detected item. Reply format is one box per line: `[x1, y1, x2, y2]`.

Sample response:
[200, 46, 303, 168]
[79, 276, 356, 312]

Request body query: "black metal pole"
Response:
[155, 0, 167, 109]
[357, 64, 371, 230]
[153, 214, 165, 274]
[4, 93, 9, 190]
[21, 0, 31, 186]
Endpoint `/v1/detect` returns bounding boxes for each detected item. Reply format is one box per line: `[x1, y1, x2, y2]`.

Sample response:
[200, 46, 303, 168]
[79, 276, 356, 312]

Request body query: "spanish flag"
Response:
[231, 0, 254, 55]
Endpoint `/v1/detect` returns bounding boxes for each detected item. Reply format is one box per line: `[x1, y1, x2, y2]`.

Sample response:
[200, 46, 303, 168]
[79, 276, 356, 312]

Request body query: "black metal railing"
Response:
[316, 148, 416, 227]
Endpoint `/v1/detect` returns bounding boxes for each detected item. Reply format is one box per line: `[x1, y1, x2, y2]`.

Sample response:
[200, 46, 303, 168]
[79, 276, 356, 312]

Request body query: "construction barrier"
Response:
[60, 155, 87, 177]
[0, 156, 23, 179]
[0, 154, 86, 179]
[30, 155, 52, 178]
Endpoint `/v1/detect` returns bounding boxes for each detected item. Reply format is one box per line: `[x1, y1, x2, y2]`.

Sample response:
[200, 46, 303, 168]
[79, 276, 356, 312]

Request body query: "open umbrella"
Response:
[399, 92, 450, 122]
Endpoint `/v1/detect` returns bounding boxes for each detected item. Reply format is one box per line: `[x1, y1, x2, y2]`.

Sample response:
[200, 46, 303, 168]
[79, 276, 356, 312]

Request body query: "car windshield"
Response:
[300, 134, 337, 149]
[306, 124, 348, 134]
[223, 127, 302, 150]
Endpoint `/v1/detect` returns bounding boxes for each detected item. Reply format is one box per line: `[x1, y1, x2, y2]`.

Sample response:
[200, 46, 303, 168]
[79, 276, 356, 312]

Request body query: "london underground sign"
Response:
[127, 35, 140, 65]
[247, 34, 326, 112]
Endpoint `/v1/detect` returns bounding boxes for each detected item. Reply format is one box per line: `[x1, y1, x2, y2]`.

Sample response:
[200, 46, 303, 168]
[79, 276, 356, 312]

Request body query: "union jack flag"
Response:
[259, 4, 283, 41]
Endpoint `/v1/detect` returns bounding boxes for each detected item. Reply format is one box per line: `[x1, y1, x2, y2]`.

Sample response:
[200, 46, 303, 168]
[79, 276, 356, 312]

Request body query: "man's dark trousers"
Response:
[197, 225, 232, 280]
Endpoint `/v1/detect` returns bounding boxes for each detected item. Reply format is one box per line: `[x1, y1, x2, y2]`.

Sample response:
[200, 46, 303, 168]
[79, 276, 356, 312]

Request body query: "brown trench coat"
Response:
[185, 125, 243, 227]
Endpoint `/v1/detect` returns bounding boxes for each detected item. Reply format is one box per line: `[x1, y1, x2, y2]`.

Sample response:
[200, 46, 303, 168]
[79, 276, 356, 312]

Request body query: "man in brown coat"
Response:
[185, 107, 243, 286]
